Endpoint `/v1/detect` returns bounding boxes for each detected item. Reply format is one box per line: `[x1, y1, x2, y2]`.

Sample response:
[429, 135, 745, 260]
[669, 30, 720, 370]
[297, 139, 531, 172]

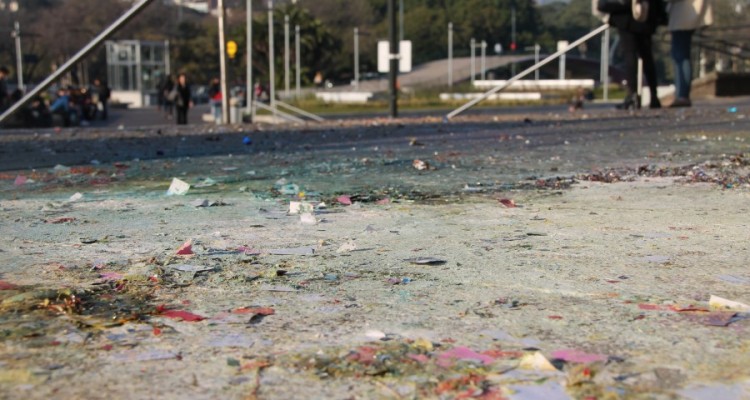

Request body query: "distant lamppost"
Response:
[2, 0, 23, 91]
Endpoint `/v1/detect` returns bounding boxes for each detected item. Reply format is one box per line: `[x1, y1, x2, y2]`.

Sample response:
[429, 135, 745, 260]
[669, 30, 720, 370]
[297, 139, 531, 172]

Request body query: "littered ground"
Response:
[1, 99, 750, 399]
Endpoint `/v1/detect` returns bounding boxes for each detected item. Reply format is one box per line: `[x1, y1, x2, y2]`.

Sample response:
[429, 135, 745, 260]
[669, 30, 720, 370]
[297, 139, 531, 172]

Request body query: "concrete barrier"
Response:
[315, 92, 374, 104]
[473, 79, 595, 91]
[440, 92, 543, 102]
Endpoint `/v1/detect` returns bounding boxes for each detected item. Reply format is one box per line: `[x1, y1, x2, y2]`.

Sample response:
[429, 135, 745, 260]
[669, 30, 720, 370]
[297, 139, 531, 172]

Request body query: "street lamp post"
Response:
[247, 0, 253, 117]
[4, 1, 23, 92]
[268, 0, 276, 117]
[481, 40, 487, 81]
[399, 0, 404, 42]
[470, 38, 476, 85]
[388, 0, 398, 118]
[448, 22, 453, 89]
[295, 24, 300, 98]
[354, 27, 359, 90]
[284, 14, 290, 97]
[217, 0, 229, 124]
[12, 20, 23, 91]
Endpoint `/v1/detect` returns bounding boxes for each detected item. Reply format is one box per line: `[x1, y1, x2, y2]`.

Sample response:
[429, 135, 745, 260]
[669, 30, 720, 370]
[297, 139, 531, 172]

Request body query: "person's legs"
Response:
[619, 30, 638, 95]
[211, 99, 221, 123]
[101, 100, 108, 120]
[617, 29, 639, 108]
[177, 107, 187, 125]
[671, 30, 694, 100]
[636, 33, 660, 108]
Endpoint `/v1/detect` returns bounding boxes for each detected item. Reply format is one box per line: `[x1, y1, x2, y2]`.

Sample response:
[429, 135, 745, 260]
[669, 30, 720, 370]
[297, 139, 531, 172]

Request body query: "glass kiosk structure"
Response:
[106, 40, 170, 108]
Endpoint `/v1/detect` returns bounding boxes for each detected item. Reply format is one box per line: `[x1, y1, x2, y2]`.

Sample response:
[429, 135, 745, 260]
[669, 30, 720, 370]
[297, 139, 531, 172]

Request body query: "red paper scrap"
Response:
[347, 346, 378, 365]
[160, 310, 205, 322]
[548, 315, 564, 320]
[668, 305, 710, 313]
[337, 195, 352, 205]
[0, 280, 18, 290]
[498, 198, 516, 208]
[481, 349, 524, 359]
[233, 307, 275, 316]
[14, 175, 27, 186]
[176, 240, 194, 255]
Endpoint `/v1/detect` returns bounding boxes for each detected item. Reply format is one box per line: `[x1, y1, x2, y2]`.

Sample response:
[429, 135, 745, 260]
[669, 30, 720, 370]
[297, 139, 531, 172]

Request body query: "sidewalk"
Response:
[1, 100, 749, 399]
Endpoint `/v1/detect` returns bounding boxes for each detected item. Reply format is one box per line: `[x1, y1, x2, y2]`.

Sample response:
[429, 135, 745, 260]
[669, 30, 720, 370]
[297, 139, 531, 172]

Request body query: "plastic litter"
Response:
[166, 178, 190, 196]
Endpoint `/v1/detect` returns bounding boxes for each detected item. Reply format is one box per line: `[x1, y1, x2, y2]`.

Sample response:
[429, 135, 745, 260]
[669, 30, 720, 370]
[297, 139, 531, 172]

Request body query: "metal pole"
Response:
[246, 0, 253, 116]
[295, 24, 300, 98]
[448, 22, 453, 89]
[511, 6, 516, 75]
[603, 27, 610, 101]
[268, 0, 276, 117]
[559, 52, 566, 80]
[481, 40, 486, 81]
[0, 0, 156, 125]
[446, 24, 610, 120]
[13, 21, 23, 91]
[218, 0, 230, 124]
[470, 38, 476, 85]
[511, 7, 516, 50]
[534, 43, 540, 81]
[354, 27, 360, 90]
[399, 0, 404, 42]
[388, 0, 398, 118]
[284, 14, 290, 97]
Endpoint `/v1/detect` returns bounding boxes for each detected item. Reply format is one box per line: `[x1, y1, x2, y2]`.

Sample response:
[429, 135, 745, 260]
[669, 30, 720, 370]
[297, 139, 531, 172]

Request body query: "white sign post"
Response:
[378, 40, 412, 73]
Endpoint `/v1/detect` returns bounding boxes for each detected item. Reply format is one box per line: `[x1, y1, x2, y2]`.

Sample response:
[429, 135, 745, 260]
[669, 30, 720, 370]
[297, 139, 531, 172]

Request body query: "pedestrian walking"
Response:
[207, 77, 222, 123]
[175, 73, 193, 125]
[597, 0, 666, 109]
[667, 0, 713, 108]
[161, 74, 176, 120]
[0, 66, 9, 111]
[91, 78, 111, 120]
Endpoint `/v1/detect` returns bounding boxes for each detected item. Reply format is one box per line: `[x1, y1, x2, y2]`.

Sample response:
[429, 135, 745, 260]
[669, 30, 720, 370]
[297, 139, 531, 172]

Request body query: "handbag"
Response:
[166, 87, 178, 102]
[597, 0, 629, 14]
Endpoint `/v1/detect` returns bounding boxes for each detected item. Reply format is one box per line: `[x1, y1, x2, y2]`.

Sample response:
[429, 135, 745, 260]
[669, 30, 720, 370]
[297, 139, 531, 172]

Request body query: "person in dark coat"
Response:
[160, 74, 176, 120]
[91, 78, 111, 120]
[607, 0, 663, 109]
[175, 73, 192, 125]
[0, 66, 9, 111]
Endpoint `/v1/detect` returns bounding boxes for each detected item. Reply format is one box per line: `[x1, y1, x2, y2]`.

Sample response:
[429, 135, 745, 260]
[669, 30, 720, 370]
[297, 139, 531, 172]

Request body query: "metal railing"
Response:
[0, 0, 156, 126]
[252, 101, 305, 124]
[445, 24, 611, 121]
[276, 101, 325, 122]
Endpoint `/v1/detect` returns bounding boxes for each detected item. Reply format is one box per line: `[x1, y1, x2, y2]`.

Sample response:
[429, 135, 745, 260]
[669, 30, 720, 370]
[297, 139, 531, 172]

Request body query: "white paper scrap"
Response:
[166, 178, 190, 196]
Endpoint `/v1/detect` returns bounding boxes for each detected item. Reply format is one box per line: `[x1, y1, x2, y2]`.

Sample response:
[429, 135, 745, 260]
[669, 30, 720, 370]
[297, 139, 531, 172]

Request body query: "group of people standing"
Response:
[157, 73, 193, 125]
[597, 0, 713, 109]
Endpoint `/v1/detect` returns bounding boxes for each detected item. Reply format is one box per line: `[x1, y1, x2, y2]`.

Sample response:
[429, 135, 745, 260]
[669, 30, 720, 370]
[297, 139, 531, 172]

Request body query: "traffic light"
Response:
[510, 42, 517, 51]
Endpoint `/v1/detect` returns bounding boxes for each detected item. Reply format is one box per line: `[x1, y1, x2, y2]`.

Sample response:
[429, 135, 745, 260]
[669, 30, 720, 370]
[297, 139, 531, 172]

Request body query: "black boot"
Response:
[650, 96, 661, 109]
[616, 93, 640, 110]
